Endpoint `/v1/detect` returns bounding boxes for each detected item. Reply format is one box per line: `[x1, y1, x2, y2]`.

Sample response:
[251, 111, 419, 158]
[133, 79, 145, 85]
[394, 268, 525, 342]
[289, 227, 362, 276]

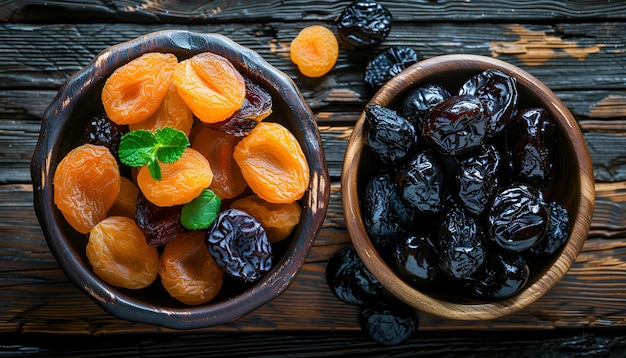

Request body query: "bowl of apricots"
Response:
[30, 30, 330, 329]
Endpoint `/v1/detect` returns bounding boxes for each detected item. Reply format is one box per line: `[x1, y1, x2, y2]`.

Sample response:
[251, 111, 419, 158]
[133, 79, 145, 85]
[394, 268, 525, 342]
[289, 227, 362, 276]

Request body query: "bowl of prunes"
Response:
[342, 54, 595, 320]
[30, 30, 330, 329]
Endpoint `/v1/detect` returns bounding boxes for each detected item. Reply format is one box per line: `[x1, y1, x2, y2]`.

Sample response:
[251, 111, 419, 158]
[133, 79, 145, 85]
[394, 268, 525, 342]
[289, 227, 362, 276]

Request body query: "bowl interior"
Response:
[31, 30, 329, 329]
[342, 54, 594, 320]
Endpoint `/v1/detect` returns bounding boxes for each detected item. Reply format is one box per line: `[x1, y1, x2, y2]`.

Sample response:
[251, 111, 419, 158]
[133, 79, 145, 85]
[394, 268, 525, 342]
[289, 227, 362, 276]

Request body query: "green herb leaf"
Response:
[155, 127, 190, 164]
[118, 130, 159, 167]
[148, 158, 162, 181]
[180, 189, 222, 230]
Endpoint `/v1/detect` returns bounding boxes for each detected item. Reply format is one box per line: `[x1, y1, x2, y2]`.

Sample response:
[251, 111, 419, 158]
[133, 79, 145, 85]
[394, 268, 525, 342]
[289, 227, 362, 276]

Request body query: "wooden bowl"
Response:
[342, 54, 595, 320]
[30, 30, 330, 329]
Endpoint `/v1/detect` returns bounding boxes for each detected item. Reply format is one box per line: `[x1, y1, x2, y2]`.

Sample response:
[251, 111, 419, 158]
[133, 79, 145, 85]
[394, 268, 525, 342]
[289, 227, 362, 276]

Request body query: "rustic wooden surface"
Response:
[2, 0, 626, 356]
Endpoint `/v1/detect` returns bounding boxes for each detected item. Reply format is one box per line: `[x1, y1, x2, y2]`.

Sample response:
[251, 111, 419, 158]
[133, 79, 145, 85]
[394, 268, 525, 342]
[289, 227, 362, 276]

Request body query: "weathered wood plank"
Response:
[2, 0, 626, 23]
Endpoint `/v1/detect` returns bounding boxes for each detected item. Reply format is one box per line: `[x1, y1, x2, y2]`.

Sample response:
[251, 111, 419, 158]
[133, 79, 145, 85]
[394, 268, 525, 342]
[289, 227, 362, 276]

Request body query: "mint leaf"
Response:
[155, 127, 190, 164]
[148, 158, 162, 181]
[118, 130, 158, 167]
[180, 189, 222, 230]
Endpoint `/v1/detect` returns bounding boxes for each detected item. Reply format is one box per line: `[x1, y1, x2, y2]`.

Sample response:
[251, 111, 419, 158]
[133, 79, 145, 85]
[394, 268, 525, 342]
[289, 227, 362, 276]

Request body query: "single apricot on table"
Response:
[290, 25, 339, 78]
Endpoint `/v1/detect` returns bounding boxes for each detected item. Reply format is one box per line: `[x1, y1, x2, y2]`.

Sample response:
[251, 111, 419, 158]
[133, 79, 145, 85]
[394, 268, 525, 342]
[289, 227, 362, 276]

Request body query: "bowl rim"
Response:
[30, 30, 330, 329]
[341, 54, 595, 320]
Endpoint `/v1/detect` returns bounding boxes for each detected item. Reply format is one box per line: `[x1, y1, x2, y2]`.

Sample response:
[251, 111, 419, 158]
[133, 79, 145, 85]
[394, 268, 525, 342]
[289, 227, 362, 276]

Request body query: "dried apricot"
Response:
[107, 176, 139, 219]
[233, 122, 309, 204]
[159, 230, 224, 305]
[173, 52, 246, 124]
[54, 144, 120, 234]
[230, 195, 301, 243]
[137, 147, 213, 207]
[191, 126, 247, 199]
[102, 52, 178, 125]
[129, 82, 193, 136]
[86, 216, 158, 289]
[290, 25, 339, 78]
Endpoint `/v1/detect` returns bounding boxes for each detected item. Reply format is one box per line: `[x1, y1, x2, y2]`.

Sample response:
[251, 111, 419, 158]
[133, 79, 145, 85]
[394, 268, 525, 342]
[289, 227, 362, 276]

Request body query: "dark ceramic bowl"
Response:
[342, 54, 595, 320]
[31, 30, 330, 329]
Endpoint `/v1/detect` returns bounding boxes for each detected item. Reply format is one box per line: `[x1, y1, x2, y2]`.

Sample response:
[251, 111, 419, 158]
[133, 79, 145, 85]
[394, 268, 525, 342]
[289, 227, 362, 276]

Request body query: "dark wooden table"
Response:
[2, 1, 626, 356]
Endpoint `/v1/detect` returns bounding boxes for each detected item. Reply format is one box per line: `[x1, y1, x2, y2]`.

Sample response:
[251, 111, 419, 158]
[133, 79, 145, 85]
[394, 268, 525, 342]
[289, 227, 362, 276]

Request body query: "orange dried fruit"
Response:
[233, 122, 309, 204]
[159, 230, 224, 305]
[108, 176, 139, 219]
[173, 52, 246, 124]
[191, 126, 247, 199]
[86, 216, 158, 289]
[290, 25, 339, 78]
[102, 52, 178, 125]
[137, 147, 213, 207]
[54, 144, 120, 234]
[129, 82, 194, 136]
[230, 195, 302, 243]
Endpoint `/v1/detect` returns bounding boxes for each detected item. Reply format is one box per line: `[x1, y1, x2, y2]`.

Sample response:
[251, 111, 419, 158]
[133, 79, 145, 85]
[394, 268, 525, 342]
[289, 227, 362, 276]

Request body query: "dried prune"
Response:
[325, 245, 383, 305]
[362, 174, 415, 247]
[396, 150, 448, 215]
[364, 46, 421, 92]
[438, 205, 486, 279]
[206, 208, 272, 282]
[506, 108, 555, 189]
[459, 69, 518, 137]
[530, 201, 570, 256]
[399, 84, 451, 129]
[80, 113, 126, 160]
[135, 192, 185, 247]
[364, 104, 419, 166]
[337, 1, 392, 49]
[487, 183, 549, 252]
[422, 95, 489, 156]
[394, 232, 441, 287]
[465, 251, 529, 300]
[359, 295, 418, 347]
[456, 144, 501, 215]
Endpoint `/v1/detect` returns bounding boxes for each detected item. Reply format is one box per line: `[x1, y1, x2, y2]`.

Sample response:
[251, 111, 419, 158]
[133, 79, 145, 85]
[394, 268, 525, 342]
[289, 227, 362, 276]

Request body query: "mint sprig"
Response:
[180, 189, 222, 230]
[118, 127, 190, 180]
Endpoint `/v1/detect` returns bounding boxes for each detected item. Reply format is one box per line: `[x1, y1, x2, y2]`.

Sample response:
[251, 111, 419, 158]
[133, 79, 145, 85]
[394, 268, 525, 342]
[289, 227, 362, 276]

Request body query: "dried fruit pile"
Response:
[53, 51, 310, 305]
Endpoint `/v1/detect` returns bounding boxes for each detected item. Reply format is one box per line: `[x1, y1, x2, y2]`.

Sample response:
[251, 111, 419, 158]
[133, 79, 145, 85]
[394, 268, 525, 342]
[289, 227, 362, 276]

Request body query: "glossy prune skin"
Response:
[465, 251, 529, 300]
[506, 108, 556, 189]
[337, 1, 392, 49]
[80, 112, 126, 159]
[364, 46, 421, 92]
[456, 144, 501, 215]
[487, 183, 550, 252]
[359, 296, 418, 347]
[399, 84, 451, 129]
[459, 69, 518, 137]
[394, 232, 441, 287]
[362, 174, 415, 247]
[438, 205, 486, 279]
[396, 151, 448, 215]
[206, 208, 272, 282]
[326, 245, 383, 305]
[422, 95, 489, 156]
[135, 193, 185, 247]
[364, 104, 419, 166]
[530, 201, 570, 256]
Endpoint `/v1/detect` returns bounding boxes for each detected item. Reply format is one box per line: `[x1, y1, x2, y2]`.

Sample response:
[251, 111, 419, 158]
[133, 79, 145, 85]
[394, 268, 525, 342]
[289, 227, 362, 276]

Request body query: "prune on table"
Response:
[394, 232, 441, 287]
[456, 144, 501, 215]
[80, 112, 126, 159]
[464, 251, 529, 300]
[325, 245, 383, 305]
[135, 192, 186, 247]
[363, 174, 415, 247]
[459, 69, 518, 137]
[530, 201, 570, 256]
[359, 295, 418, 347]
[438, 205, 486, 279]
[364, 104, 419, 166]
[505, 107, 556, 189]
[422, 95, 489, 156]
[399, 84, 451, 129]
[206, 208, 273, 282]
[337, 1, 392, 49]
[487, 183, 550, 252]
[396, 150, 448, 215]
[364, 46, 421, 92]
